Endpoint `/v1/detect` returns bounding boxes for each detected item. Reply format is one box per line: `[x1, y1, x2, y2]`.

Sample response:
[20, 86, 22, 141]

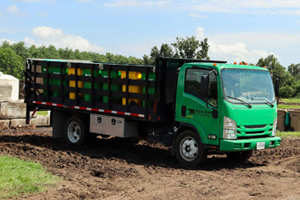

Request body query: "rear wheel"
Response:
[174, 130, 207, 167]
[64, 117, 88, 145]
[226, 150, 253, 162]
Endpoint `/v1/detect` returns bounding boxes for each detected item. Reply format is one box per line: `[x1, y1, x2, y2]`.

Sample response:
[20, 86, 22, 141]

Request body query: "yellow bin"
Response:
[120, 71, 142, 106]
[68, 67, 83, 99]
[277, 109, 287, 131]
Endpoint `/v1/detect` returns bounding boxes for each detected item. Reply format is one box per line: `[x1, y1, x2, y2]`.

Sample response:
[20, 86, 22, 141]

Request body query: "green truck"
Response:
[25, 57, 281, 167]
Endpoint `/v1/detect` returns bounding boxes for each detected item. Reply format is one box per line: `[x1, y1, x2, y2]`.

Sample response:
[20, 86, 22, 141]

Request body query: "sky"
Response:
[1, 0, 300, 67]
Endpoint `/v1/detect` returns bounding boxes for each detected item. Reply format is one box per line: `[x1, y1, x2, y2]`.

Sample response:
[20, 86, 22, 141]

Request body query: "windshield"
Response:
[221, 69, 275, 104]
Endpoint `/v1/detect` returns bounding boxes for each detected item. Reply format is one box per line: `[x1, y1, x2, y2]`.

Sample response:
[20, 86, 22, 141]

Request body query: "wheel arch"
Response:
[172, 122, 207, 156]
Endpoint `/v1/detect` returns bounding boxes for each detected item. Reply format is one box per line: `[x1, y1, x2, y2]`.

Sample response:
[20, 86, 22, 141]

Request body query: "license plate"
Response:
[256, 142, 265, 150]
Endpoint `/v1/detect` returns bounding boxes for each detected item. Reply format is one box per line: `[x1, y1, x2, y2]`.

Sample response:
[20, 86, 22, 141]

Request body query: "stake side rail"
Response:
[25, 59, 160, 122]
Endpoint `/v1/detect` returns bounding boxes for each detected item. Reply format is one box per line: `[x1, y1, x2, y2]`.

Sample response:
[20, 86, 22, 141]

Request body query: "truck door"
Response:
[176, 67, 220, 146]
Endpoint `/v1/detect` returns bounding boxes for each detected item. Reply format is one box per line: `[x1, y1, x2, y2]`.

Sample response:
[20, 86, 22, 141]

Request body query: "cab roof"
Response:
[184, 62, 268, 71]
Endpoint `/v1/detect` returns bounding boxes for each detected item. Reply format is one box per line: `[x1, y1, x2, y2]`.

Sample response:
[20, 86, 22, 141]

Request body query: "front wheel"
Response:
[64, 117, 88, 145]
[174, 130, 207, 167]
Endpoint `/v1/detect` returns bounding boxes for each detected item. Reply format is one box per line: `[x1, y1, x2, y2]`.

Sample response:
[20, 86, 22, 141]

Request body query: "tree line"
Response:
[0, 37, 299, 98]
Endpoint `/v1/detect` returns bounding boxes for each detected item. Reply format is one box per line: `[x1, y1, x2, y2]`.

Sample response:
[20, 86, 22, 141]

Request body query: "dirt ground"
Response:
[0, 127, 300, 200]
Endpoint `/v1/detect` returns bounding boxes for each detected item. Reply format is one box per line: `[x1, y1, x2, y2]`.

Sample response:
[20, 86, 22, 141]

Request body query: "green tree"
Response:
[58, 47, 75, 59]
[256, 55, 288, 83]
[148, 44, 174, 64]
[172, 36, 209, 59]
[11, 42, 29, 61]
[288, 63, 300, 78]
[279, 85, 294, 98]
[142, 55, 152, 65]
[28, 45, 39, 58]
[159, 43, 174, 58]
[257, 55, 284, 77]
[257, 55, 297, 97]
[150, 46, 160, 61]
[198, 38, 209, 59]
[0, 41, 11, 49]
[0, 47, 24, 79]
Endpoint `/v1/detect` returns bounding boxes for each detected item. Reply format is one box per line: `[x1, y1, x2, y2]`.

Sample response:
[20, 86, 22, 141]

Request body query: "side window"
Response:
[185, 68, 218, 107]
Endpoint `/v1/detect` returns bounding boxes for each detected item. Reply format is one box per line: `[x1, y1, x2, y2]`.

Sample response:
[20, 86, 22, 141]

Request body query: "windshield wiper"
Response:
[251, 98, 274, 107]
[226, 96, 252, 108]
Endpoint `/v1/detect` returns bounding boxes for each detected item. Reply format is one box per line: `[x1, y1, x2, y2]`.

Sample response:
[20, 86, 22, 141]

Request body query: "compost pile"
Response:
[0, 127, 300, 200]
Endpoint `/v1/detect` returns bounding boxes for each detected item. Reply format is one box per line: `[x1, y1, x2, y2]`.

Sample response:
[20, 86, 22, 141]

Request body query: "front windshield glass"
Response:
[221, 69, 275, 104]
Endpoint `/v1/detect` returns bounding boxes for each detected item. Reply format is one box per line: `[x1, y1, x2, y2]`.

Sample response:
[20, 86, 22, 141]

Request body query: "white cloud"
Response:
[209, 39, 270, 64]
[211, 32, 300, 49]
[7, 5, 19, 13]
[77, 0, 92, 2]
[194, 27, 274, 64]
[25, 26, 105, 53]
[207, 31, 300, 65]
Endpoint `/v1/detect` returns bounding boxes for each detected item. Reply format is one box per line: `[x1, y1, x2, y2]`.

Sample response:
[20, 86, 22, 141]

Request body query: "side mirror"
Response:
[200, 75, 209, 98]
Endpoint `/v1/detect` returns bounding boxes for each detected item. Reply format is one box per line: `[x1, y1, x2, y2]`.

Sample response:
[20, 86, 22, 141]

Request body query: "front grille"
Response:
[244, 125, 267, 129]
[245, 131, 265, 134]
[237, 124, 272, 138]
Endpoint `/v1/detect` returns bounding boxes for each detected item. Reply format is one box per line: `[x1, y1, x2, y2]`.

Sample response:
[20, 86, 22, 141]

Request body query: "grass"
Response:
[277, 131, 300, 137]
[278, 98, 300, 110]
[277, 104, 300, 110]
[36, 111, 49, 116]
[281, 98, 300, 104]
[0, 156, 59, 199]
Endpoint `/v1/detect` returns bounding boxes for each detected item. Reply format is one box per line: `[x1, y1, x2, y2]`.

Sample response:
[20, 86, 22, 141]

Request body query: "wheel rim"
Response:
[179, 136, 199, 162]
[67, 122, 81, 143]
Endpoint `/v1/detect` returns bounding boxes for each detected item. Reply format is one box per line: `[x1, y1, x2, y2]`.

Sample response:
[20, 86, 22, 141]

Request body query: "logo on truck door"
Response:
[188, 108, 212, 117]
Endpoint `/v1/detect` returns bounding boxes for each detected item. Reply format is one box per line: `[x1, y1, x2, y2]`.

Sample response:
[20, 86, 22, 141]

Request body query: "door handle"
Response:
[181, 106, 186, 117]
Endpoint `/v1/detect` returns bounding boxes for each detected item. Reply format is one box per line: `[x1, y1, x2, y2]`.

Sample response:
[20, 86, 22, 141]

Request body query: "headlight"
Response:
[272, 118, 277, 136]
[223, 116, 237, 139]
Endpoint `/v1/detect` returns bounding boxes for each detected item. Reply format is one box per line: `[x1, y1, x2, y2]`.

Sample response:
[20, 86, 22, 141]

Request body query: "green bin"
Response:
[42, 66, 67, 97]
[102, 70, 121, 104]
[142, 72, 156, 107]
[82, 69, 102, 101]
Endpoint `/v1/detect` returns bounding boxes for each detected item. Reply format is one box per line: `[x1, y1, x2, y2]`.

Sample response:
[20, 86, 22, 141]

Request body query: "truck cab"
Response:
[174, 62, 281, 166]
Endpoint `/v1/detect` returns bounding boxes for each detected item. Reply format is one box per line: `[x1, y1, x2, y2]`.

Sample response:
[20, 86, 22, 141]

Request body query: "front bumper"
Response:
[220, 136, 281, 152]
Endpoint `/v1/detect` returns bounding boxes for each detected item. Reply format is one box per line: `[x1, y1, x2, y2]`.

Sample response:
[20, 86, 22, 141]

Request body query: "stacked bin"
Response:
[102, 70, 121, 104]
[289, 110, 300, 131]
[82, 69, 102, 101]
[120, 71, 143, 106]
[42, 66, 67, 97]
[67, 67, 83, 99]
[142, 72, 156, 107]
[277, 109, 287, 131]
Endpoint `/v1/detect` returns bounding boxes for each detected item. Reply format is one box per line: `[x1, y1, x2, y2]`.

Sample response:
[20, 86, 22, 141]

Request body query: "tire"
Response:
[226, 150, 253, 162]
[64, 117, 88, 145]
[174, 130, 207, 167]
